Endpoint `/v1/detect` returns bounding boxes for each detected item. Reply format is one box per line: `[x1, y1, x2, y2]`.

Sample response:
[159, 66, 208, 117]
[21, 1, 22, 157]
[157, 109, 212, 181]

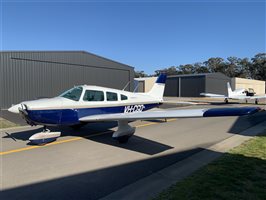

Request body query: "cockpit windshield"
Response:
[59, 86, 83, 101]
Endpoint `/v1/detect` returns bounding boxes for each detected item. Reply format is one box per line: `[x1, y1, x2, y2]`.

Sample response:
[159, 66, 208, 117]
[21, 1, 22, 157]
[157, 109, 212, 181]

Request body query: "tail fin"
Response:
[147, 73, 167, 101]
[227, 82, 233, 97]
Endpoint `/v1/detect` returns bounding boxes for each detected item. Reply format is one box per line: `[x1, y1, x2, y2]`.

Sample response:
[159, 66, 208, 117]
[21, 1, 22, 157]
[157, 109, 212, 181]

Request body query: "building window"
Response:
[107, 92, 118, 101]
[83, 90, 104, 101]
[121, 94, 128, 100]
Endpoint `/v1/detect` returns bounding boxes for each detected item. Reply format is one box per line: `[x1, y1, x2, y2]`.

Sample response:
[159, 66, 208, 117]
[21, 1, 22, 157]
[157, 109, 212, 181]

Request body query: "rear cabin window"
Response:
[121, 94, 128, 100]
[107, 92, 118, 101]
[83, 90, 104, 101]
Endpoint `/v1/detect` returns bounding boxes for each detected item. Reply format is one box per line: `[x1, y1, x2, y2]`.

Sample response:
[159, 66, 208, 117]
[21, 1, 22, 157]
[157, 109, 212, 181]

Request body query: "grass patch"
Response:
[0, 118, 19, 129]
[154, 134, 266, 200]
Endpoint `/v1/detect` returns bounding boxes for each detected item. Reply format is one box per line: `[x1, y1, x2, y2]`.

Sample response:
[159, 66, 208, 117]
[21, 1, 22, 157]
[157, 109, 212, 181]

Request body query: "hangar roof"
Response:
[168, 72, 229, 79]
[0, 51, 133, 70]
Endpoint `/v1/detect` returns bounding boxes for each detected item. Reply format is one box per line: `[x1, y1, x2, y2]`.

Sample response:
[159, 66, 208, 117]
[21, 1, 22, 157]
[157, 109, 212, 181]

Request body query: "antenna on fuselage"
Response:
[122, 81, 131, 91]
[133, 83, 139, 93]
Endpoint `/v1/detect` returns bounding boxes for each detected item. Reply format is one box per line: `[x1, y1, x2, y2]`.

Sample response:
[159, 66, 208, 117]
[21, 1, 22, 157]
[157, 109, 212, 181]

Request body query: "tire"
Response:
[117, 135, 131, 144]
[70, 123, 85, 130]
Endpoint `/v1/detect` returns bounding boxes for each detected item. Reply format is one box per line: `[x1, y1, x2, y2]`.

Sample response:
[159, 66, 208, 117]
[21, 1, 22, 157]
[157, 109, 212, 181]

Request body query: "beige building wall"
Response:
[134, 77, 157, 92]
[231, 77, 265, 95]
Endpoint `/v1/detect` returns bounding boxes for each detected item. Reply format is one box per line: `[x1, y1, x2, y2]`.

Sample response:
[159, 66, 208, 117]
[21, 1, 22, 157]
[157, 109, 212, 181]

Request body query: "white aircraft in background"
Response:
[200, 82, 266, 104]
[8, 74, 260, 145]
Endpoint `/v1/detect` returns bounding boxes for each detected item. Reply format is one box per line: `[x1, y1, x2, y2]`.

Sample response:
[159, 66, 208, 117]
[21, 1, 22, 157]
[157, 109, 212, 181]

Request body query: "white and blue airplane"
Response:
[200, 82, 266, 104]
[8, 74, 260, 144]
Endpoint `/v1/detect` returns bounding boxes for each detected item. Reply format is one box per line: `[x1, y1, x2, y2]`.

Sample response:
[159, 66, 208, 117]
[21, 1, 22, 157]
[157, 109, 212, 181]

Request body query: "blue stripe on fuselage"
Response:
[27, 103, 160, 126]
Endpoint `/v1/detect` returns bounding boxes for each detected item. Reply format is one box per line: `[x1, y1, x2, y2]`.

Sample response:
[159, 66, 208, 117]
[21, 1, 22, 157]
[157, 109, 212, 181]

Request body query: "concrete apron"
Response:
[101, 120, 266, 200]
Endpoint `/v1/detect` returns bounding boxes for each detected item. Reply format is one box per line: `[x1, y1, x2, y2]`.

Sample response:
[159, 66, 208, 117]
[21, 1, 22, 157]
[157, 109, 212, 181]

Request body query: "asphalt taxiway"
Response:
[1, 104, 266, 200]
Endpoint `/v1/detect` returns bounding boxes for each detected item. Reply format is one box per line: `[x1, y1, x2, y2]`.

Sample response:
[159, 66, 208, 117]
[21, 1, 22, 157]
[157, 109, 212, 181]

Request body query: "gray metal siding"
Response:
[165, 76, 204, 97]
[164, 73, 229, 97]
[164, 78, 179, 96]
[181, 76, 205, 97]
[0, 51, 134, 109]
[205, 73, 231, 95]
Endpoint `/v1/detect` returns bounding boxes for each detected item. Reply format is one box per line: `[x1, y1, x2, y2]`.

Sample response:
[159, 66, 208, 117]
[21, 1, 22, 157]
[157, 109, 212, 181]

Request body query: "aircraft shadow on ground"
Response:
[2, 121, 173, 155]
[87, 131, 173, 155]
[1, 148, 265, 200]
[0, 147, 205, 200]
[229, 110, 266, 135]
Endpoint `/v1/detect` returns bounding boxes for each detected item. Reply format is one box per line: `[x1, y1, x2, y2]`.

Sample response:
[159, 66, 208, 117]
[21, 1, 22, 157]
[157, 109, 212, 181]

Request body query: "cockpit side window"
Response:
[60, 87, 83, 101]
[106, 92, 118, 101]
[83, 90, 104, 101]
[121, 94, 128, 100]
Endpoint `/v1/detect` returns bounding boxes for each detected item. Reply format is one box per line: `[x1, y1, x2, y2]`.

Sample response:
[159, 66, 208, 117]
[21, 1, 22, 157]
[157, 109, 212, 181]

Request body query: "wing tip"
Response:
[203, 107, 262, 117]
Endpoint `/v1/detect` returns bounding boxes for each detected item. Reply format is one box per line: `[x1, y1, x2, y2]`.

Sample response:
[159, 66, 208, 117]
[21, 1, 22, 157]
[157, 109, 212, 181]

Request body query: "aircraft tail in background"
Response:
[227, 82, 233, 97]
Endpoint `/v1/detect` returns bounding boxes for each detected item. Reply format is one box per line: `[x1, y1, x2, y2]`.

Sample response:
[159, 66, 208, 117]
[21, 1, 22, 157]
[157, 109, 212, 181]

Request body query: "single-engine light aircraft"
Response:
[8, 74, 260, 144]
[200, 82, 266, 104]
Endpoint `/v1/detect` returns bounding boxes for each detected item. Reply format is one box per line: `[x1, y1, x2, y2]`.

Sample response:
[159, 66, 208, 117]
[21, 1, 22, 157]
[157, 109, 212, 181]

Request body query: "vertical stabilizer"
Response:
[227, 82, 233, 97]
[147, 74, 167, 101]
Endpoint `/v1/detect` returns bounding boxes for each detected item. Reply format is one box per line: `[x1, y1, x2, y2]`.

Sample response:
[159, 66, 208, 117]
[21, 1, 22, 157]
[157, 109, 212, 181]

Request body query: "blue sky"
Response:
[1, 0, 265, 74]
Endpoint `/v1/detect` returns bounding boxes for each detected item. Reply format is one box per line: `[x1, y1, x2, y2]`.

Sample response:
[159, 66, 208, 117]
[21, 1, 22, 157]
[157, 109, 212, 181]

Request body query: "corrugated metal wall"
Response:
[0, 51, 134, 109]
[205, 73, 231, 95]
[181, 76, 205, 97]
[164, 77, 179, 96]
[164, 73, 230, 97]
[164, 75, 205, 97]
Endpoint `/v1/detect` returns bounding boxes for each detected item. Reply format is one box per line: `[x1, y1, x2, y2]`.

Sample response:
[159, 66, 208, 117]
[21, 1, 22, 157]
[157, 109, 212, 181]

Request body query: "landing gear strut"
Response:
[113, 120, 135, 144]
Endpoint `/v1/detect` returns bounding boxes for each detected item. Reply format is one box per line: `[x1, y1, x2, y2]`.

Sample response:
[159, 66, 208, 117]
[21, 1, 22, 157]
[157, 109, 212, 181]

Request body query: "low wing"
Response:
[250, 95, 266, 99]
[200, 93, 226, 98]
[230, 95, 266, 100]
[79, 107, 260, 122]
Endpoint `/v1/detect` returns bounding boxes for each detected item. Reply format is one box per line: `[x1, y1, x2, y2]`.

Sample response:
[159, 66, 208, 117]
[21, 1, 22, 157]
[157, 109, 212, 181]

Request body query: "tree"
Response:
[203, 57, 225, 74]
[154, 66, 178, 76]
[135, 71, 148, 78]
[250, 53, 266, 80]
[177, 64, 195, 74]
[151, 53, 265, 80]
[194, 62, 210, 74]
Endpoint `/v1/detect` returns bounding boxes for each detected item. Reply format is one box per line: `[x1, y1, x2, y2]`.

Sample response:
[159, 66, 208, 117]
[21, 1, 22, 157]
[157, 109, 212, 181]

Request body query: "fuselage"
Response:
[8, 85, 162, 126]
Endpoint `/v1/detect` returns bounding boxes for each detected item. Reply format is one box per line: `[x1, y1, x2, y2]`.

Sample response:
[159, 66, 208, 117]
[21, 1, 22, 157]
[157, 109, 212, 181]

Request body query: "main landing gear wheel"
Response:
[112, 120, 136, 144]
[255, 99, 258, 104]
[70, 123, 86, 130]
[224, 98, 229, 104]
[116, 135, 131, 144]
